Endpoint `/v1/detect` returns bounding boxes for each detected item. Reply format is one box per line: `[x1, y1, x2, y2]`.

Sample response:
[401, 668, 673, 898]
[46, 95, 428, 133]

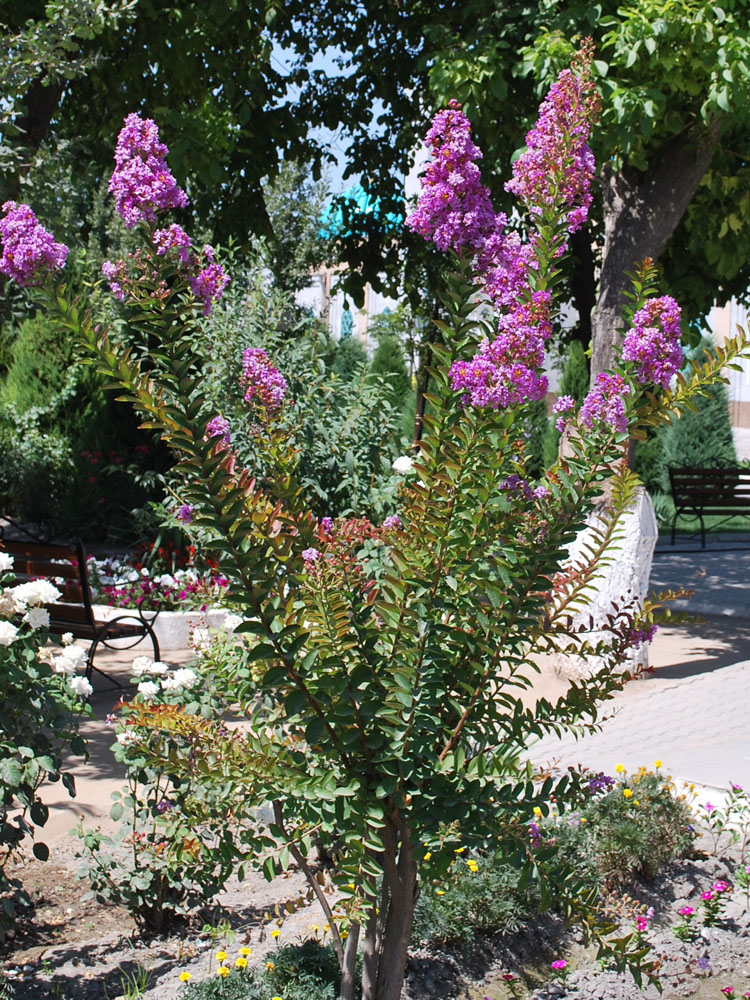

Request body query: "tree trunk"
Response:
[358, 814, 418, 1000]
[589, 122, 720, 385]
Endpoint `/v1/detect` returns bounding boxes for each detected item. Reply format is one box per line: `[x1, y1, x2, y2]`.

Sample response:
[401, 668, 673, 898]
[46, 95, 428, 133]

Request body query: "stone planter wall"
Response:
[91, 605, 227, 652]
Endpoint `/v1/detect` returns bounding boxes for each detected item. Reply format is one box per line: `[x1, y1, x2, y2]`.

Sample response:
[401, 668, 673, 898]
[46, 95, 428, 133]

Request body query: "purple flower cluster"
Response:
[101, 258, 127, 300]
[580, 372, 630, 434]
[177, 504, 194, 524]
[319, 516, 334, 535]
[553, 394, 576, 431]
[206, 414, 231, 446]
[622, 295, 683, 387]
[109, 113, 188, 227]
[500, 475, 550, 501]
[241, 348, 287, 410]
[382, 514, 402, 530]
[189, 261, 229, 316]
[505, 51, 597, 233]
[449, 344, 549, 409]
[586, 772, 616, 795]
[627, 622, 658, 646]
[405, 101, 497, 254]
[153, 223, 191, 263]
[0, 202, 68, 286]
[302, 547, 320, 563]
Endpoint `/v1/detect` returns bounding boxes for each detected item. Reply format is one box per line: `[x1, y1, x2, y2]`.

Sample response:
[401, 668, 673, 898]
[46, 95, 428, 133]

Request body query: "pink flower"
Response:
[700, 890, 714, 901]
[550, 959, 566, 971]
[109, 113, 188, 227]
[382, 514, 402, 530]
[102, 258, 127, 300]
[678, 906, 695, 917]
[302, 548, 320, 563]
[0, 201, 68, 286]
[713, 880, 730, 893]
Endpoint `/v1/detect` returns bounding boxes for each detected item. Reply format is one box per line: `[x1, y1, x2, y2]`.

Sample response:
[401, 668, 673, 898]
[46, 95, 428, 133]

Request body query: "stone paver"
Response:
[527, 658, 750, 791]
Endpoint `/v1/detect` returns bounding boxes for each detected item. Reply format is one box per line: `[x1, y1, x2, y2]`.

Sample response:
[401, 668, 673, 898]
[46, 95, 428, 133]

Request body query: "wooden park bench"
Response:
[668, 466, 750, 548]
[1, 538, 160, 688]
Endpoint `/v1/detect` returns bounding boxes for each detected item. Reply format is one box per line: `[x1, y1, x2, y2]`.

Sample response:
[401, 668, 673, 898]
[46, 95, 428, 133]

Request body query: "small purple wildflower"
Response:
[383, 514, 402, 530]
[302, 548, 320, 563]
[157, 799, 175, 813]
[0, 201, 68, 286]
[241, 347, 287, 410]
[587, 772, 615, 795]
[108, 113, 188, 227]
[697, 957, 711, 970]
[101, 259, 127, 300]
[320, 517, 334, 535]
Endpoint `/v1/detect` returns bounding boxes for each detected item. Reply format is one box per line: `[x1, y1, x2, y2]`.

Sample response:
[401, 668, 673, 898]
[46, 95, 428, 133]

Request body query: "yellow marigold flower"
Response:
[623, 788, 633, 799]
[347, 882, 355, 890]
[436, 889, 445, 895]
[217, 966, 230, 978]
[239, 947, 252, 956]
[312, 924, 319, 933]
[634, 799, 640, 806]
[271, 928, 281, 939]
[454, 846, 465, 854]
[216, 951, 227, 962]
[423, 851, 432, 861]
[615, 763, 625, 774]
[235, 957, 247, 969]
[341, 930, 349, 940]
[179, 972, 192, 982]
[323, 924, 330, 933]
[533, 806, 542, 817]
[580, 817, 587, 824]
[266, 961, 275, 971]
[654, 759, 662, 768]
[271, 996, 284, 1000]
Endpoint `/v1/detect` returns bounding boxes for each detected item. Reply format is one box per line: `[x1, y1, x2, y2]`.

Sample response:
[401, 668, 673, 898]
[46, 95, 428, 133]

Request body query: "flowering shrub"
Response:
[3, 46, 748, 1000]
[0, 552, 89, 935]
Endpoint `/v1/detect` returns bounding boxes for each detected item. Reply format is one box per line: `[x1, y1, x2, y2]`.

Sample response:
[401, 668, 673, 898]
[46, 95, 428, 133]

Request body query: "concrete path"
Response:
[527, 537, 750, 793]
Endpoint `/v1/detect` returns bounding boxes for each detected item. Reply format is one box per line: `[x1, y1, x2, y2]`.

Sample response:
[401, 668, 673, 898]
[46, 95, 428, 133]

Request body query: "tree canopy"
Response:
[3, 0, 750, 360]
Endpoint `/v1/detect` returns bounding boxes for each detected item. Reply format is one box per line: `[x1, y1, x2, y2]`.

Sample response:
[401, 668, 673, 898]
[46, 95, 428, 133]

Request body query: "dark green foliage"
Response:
[523, 398, 553, 478]
[0, 313, 71, 410]
[369, 333, 410, 408]
[331, 334, 368, 381]
[560, 340, 590, 402]
[181, 942, 345, 1000]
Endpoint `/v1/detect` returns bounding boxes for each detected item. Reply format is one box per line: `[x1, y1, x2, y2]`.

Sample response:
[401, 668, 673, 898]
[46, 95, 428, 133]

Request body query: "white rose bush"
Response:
[0, 553, 90, 933]
[2, 40, 748, 998]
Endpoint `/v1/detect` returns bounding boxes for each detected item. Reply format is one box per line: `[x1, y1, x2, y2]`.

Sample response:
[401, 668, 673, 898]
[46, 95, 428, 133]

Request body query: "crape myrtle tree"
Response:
[2, 48, 748, 1000]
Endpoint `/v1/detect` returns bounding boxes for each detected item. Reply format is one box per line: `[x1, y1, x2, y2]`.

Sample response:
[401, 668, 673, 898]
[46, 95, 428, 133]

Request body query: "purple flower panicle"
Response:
[405, 101, 497, 254]
[189, 260, 229, 315]
[206, 414, 231, 446]
[109, 113, 188, 227]
[241, 348, 287, 410]
[0, 202, 68, 286]
[102, 259, 127, 300]
[382, 514, 402, 531]
[302, 547, 320, 563]
[177, 504, 194, 524]
[580, 372, 630, 434]
[622, 295, 683, 387]
[506, 44, 598, 233]
[153, 224, 192, 263]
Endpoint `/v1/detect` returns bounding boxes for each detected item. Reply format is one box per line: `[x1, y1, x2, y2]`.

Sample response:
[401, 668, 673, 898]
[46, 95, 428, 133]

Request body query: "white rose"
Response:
[116, 730, 137, 746]
[131, 656, 154, 677]
[0, 553, 14, 574]
[12, 580, 62, 607]
[0, 620, 19, 646]
[0, 591, 19, 618]
[58, 645, 87, 673]
[170, 667, 199, 690]
[190, 627, 212, 654]
[137, 680, 160, 699]
[24, 607, 50, 630]
[147, 660, 169, 675]
[392, 455, 415, 474]
[69, 676, 93, 698]
[61, 632, 74, 646]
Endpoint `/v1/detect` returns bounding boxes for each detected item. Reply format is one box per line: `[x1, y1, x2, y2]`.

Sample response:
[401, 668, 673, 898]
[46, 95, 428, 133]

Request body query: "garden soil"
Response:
[3, 618, 750, 999]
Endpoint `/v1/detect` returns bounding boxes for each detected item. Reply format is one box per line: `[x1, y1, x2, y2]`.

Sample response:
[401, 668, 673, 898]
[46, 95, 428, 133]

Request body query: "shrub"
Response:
[0, 556, 89, 938]
[180, 941, 345, 1000]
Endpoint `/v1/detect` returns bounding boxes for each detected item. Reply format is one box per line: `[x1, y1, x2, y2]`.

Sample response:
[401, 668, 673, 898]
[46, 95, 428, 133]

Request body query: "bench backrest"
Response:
[669, 466, 750, 504]
[0, 538, 95, 628]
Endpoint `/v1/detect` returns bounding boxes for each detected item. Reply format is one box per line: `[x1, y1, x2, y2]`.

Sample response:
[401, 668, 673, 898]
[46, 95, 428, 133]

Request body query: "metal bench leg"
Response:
[86, 633, 125, 690]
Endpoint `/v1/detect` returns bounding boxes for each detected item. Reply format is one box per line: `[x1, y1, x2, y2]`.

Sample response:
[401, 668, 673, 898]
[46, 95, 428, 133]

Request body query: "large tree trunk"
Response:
[589, 123, 720, 384]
